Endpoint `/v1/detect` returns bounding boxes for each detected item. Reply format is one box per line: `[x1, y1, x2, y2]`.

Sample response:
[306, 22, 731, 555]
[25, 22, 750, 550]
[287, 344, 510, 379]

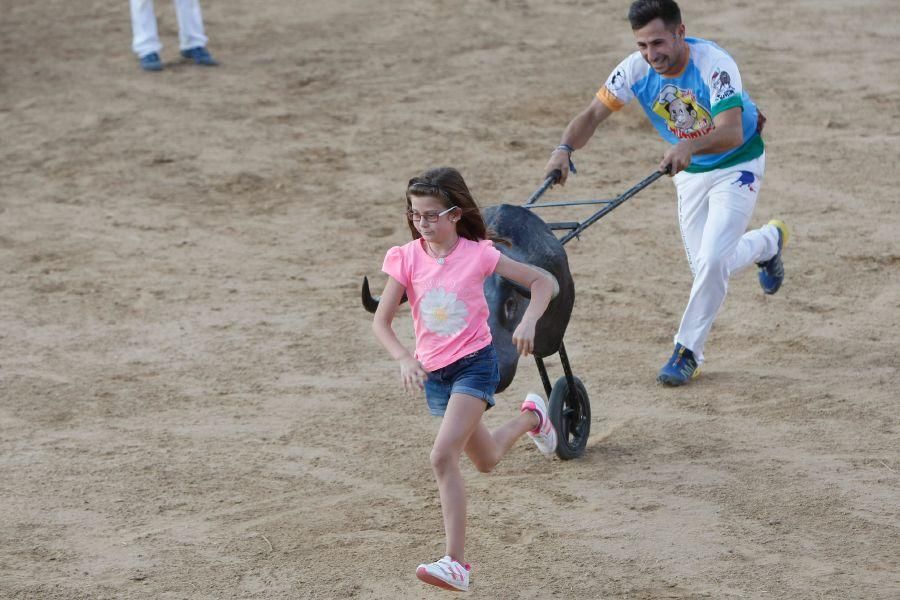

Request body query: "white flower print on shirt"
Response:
[420, 287, 468, 337]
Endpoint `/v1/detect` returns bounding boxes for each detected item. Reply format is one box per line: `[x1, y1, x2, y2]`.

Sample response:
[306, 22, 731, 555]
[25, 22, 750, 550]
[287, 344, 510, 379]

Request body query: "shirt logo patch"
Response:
[711, 69, 735, 102]
[607, 68, 626, 91]
[652, 85, 714, 139]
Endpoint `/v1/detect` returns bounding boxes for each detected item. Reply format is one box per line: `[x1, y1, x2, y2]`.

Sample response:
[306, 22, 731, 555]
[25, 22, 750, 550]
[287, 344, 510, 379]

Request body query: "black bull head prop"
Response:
[361, 203, 575, 392]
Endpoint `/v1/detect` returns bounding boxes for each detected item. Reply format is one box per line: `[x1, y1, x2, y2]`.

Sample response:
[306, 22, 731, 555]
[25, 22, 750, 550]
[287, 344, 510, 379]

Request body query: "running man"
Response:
[543, 0, 789, 386]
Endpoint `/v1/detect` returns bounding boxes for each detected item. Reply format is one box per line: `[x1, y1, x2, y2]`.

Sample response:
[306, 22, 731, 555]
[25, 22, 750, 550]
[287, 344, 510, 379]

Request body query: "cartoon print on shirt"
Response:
[711, 69, 735, 102]
[652, 84, 713, 139]
[420, 286, 469, 337]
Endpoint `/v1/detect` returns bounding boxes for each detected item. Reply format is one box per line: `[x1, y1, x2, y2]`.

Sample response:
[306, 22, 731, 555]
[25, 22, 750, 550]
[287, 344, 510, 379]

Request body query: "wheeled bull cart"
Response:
[516, 169, 665, 459]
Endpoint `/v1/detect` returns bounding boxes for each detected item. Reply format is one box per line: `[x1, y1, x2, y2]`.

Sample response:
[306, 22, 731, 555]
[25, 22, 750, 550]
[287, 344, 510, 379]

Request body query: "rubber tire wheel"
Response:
[548, 376, 590, 460]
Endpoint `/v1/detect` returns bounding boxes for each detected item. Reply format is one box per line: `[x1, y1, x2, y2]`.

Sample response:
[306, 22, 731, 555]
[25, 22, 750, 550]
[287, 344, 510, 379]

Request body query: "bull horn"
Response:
[361, 276, 380, 313]
[361, 276, 408, 314]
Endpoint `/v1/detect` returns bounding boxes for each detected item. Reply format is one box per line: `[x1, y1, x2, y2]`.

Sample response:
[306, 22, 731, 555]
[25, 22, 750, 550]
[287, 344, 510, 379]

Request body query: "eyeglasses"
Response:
[406, 205, 457, 223]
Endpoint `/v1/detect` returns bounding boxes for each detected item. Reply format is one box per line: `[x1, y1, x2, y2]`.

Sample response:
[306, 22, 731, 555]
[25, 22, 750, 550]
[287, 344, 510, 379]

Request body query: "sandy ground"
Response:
[2, 0, 899, 598]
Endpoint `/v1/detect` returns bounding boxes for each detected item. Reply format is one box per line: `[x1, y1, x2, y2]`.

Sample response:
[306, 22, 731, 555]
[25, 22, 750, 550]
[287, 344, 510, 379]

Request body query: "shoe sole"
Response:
[759, 219, 788, 295]
[416, 568, 466, 592]
[657, 368, 700, 386]
[522, 394, 557, 456]
[180, 55, 218, 66]
[768, 219, 789, 249]
[528, 429, 557, 456]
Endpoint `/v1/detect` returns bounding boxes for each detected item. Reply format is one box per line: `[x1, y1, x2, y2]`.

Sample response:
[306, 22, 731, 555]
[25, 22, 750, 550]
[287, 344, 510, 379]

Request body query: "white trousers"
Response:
[129, 0, 208, 58]
[672, 152, 780, 363]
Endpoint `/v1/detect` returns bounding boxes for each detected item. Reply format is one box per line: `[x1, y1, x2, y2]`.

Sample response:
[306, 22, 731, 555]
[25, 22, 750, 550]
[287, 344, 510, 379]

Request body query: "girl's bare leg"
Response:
[430, 393, 489, 563]
[464, 409, 538, 473]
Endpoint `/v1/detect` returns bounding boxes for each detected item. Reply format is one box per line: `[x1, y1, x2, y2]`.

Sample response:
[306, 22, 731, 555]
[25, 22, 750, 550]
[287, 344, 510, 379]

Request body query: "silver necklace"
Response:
[425, 236, 461, 265]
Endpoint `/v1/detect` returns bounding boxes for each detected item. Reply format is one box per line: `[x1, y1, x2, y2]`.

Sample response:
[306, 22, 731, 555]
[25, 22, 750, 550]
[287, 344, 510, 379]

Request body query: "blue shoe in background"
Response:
[180, 46, 218, 66]
[139, 52, 163, 71]
[758, 219, 789, 295]
[657, 343, 700, 386]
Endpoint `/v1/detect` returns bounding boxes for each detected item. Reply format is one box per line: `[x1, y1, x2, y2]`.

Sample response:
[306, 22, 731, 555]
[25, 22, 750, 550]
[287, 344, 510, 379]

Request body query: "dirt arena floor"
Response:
[2, 0, 898, 598]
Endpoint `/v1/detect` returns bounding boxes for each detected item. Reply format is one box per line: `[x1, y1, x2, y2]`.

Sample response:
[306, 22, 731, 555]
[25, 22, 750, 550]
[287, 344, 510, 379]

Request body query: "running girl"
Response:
[372, 167, 558, 592]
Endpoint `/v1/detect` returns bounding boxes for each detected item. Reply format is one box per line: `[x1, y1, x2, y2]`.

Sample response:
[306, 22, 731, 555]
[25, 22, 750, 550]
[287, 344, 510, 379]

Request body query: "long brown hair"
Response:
[405, 167, 502, 244]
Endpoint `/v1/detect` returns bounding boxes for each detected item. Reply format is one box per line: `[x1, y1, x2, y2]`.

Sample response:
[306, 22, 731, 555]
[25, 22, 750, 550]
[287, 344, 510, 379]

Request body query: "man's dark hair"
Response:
[628, 0, 682, 30]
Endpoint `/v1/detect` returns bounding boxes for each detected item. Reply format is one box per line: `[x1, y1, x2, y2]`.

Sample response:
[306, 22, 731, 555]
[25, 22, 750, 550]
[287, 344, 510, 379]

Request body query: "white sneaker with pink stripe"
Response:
[521, 392, 557, 457]
[416, 555, 470, 591]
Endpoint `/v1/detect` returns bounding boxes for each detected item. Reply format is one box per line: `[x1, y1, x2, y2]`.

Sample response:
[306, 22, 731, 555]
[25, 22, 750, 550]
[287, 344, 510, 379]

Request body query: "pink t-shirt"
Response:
[382, 237, 502, 371]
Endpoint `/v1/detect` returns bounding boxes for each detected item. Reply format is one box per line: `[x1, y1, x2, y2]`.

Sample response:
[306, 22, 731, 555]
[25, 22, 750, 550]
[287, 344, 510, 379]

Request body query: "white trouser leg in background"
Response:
[672, 153, 780, 363]
[130, 0, 161, 58]
[173, 0, 208, 51]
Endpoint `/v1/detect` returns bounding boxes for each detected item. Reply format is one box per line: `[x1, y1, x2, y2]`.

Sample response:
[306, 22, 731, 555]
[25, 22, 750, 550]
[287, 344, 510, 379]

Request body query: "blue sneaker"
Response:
[138, 52, 163, 71]
[180, 46, 218, 66]
[657, 343, 700, 386]
[757, 219, 789, 295]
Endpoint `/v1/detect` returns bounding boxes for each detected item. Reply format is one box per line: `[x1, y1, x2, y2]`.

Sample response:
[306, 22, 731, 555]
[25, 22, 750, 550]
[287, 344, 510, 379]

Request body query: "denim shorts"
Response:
[424, 344, 500, 417]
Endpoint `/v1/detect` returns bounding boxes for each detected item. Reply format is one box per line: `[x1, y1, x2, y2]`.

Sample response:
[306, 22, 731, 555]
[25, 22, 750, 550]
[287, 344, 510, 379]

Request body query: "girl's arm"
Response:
[492, 254, 556, 356]
[372, 277, 428, 393]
